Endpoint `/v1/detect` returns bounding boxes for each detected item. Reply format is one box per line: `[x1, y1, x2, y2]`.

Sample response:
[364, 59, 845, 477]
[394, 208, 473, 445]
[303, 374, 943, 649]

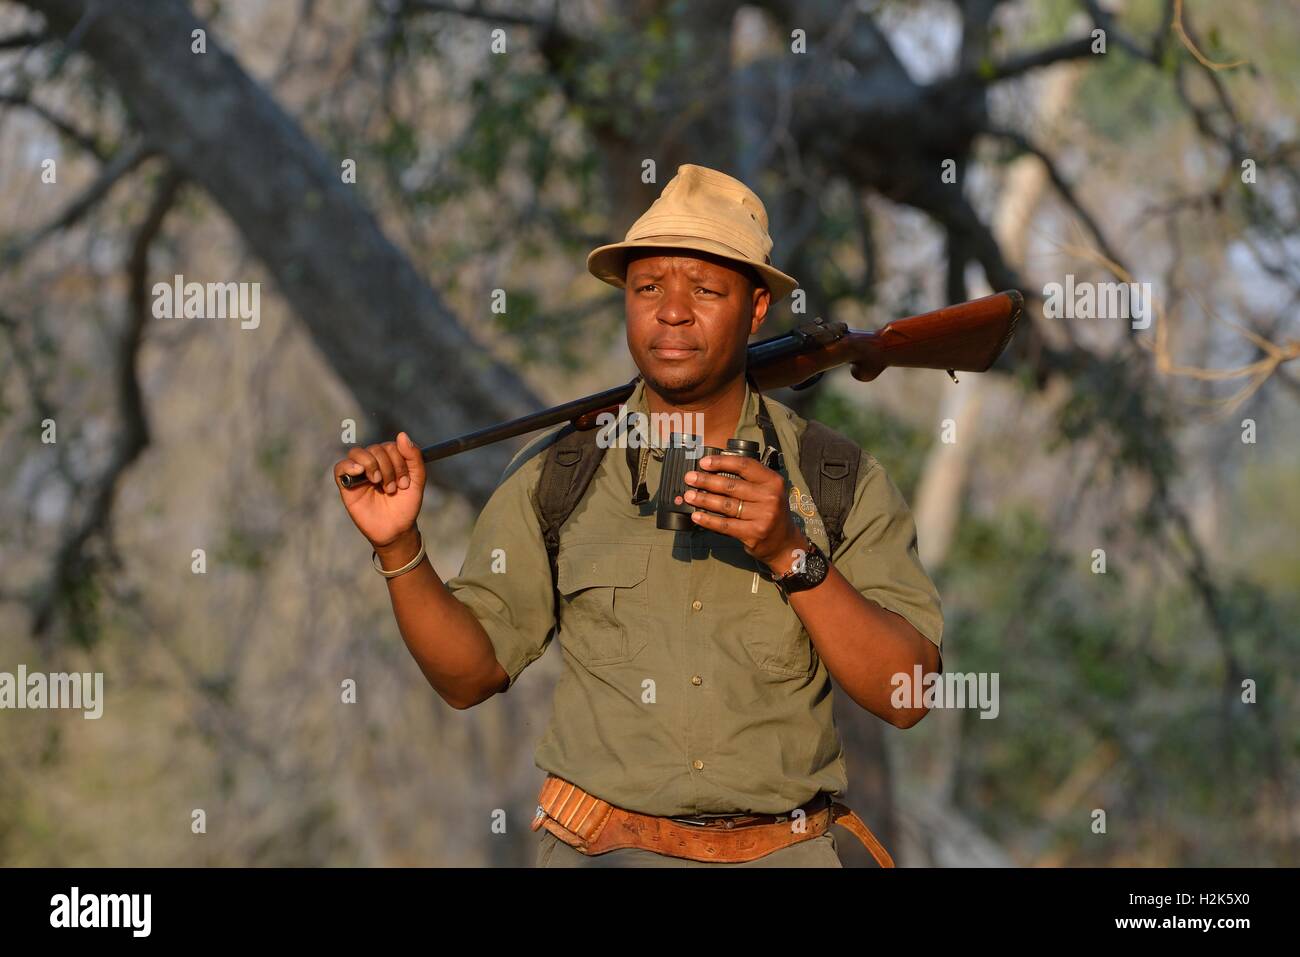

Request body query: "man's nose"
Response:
[656, 285, 695, 325]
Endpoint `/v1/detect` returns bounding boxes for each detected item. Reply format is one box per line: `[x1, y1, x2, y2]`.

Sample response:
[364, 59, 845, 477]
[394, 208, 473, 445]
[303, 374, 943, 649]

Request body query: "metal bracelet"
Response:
[371, 530, 425, 579]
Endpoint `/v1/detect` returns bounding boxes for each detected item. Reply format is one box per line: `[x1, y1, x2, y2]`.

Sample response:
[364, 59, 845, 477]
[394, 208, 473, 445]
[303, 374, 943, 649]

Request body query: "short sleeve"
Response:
[832, 455, 944, 654]
[442, 431, 561, 690]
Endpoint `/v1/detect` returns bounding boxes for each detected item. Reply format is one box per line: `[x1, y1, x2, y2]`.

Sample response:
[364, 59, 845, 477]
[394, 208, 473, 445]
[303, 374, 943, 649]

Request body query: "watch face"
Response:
[781, 544, 829, 592]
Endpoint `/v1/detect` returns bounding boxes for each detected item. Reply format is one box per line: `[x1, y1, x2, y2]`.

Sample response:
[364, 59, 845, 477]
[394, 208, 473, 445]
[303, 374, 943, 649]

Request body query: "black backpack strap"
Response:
[536, 425, 608, 571]
[799, 420, 862, 558]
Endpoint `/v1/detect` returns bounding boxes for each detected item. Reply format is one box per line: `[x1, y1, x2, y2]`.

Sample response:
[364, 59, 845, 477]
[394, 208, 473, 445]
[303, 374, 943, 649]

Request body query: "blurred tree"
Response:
[2, 0, 1295, 866]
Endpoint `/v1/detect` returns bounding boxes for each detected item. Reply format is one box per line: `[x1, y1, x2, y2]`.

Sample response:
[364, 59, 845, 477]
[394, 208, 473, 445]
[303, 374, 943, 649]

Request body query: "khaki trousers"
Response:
[535, 828, 842, 868]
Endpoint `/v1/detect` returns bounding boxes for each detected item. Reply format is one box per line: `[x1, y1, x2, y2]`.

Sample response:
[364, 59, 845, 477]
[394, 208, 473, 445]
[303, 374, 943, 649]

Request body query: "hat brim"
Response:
[587, 237, 798, 303]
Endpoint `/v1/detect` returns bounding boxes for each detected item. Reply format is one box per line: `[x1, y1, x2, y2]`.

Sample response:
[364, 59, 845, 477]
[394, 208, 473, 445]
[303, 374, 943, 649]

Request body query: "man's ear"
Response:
[749, 283, 771, 336]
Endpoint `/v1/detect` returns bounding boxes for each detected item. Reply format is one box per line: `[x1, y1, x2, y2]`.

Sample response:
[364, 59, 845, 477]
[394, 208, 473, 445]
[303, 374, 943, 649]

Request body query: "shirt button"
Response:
[691, 675, 703, 686]
[692, 760, 704, 770]
[691, 599, 703, 611]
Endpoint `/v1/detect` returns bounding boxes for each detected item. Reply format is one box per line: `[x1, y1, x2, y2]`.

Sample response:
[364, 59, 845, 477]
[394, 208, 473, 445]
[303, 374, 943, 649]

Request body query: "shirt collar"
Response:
[622, 375, 761, 443]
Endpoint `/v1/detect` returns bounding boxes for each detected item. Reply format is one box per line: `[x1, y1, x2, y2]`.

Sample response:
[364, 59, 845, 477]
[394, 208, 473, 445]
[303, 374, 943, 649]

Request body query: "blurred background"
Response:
[0, 0, 1296, 867]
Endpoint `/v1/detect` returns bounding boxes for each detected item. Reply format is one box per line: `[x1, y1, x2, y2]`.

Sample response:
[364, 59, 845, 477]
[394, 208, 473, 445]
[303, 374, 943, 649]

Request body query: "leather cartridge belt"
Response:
[531, 773, 895, 867]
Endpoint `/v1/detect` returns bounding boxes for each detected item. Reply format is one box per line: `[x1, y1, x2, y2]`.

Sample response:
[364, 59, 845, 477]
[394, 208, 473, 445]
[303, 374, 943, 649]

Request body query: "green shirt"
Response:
[444, 377, 942, 817]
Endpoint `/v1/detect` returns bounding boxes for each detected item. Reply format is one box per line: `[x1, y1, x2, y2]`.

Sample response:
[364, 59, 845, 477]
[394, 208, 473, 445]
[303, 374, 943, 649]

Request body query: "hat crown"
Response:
[626, 164, 774, 264]
[584, 163, 798, 302]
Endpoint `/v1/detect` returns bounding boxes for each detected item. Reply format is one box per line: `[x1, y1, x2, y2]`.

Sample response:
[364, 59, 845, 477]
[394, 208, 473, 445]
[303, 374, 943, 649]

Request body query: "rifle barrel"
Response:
[418, 381, 637, 463]
[337, 291, 1021, 488]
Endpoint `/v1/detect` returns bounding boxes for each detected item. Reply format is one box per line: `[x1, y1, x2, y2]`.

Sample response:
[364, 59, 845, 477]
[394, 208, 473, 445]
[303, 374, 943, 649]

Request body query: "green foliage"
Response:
[215, 525, 271, 572]
[1076, 46, 1183, 141]
[1236, 454, 1300, 590]
[377, 117, 419, 168]
[1052, 354, 1179, 484]
[803, 386, 931, 497]
[490, 288, 584, 371]
[50, 568, 105, 650]
[459, 71, 555, 187]
[941, 501, 1299, 864]
[255, 432, 294, 498]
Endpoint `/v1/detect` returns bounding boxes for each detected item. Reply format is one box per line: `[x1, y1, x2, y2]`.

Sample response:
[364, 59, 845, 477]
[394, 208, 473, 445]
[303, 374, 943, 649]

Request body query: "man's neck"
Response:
[643, 376, 748, 450]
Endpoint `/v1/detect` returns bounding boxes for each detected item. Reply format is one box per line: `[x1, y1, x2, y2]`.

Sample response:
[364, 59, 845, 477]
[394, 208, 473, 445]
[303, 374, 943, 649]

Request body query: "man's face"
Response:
[624, 247, 771, 402]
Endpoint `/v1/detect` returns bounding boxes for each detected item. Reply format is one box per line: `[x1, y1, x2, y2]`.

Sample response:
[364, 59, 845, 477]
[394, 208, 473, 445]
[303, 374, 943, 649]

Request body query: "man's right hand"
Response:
[333, 431, 426, 551]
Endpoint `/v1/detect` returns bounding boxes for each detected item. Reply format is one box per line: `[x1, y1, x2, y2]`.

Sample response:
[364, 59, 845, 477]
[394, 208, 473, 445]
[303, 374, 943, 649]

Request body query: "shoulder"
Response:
[497, 423, 569, 488]
[762, 394, 880, 487]
[758, 393, 807, 441]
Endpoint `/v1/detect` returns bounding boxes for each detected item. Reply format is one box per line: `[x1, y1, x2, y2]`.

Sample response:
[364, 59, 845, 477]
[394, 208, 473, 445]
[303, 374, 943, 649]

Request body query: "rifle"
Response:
[338, 290, 1022, 488]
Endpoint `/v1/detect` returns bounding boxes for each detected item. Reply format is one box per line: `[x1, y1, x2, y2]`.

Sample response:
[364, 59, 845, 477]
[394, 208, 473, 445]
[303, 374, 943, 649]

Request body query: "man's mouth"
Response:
[650, 343, 699, 360]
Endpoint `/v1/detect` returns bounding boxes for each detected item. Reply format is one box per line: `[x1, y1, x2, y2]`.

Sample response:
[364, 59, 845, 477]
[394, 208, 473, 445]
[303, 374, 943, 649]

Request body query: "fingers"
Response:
[688, 508, 750, 544]
[683, 457, 768, 499]
[697, 453, 769, 482]
[371, 442, 400, 493]
[682, 487, 760, 519]
[397, 431, 426, 487]
[683, 471, 762, 499]
[337, 434, 422, 495]
[382, 441, 410, 491]
[344, 442, 402, 493]
[346, 446, 383, 486]
[334, 456, 366, 484]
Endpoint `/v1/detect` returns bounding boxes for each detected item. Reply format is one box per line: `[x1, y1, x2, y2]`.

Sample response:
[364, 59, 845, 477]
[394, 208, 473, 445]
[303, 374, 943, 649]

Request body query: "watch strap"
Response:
[773, 540, 828, 594]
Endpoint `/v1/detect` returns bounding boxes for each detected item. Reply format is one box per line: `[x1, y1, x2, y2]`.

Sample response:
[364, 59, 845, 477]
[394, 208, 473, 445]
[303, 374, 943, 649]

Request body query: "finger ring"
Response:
[736, 500, 744, 519]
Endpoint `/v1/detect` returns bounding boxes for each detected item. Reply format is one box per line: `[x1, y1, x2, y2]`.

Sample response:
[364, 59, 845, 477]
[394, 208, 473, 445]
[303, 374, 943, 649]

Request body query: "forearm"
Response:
[785, 562, 940, 727]
[375, 528, 510, 709]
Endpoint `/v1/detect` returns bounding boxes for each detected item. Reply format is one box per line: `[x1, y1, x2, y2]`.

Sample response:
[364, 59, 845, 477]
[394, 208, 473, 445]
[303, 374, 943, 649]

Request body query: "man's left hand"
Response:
[680, 454, 809, 576]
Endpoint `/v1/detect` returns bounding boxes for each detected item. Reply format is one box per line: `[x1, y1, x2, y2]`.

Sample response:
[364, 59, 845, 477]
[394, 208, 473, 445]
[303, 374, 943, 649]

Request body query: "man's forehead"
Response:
[626, 251, 741, 279]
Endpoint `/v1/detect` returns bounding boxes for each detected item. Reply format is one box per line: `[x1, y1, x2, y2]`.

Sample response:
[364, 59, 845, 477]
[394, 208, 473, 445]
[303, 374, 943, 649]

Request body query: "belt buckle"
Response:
[669, 812, 770, 830]
[667, 814, 717, 828]
[669, 795, 825, 830]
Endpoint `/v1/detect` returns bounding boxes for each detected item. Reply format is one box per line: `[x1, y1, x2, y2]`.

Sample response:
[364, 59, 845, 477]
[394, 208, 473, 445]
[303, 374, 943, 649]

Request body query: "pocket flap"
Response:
[556, 542, 651, 594]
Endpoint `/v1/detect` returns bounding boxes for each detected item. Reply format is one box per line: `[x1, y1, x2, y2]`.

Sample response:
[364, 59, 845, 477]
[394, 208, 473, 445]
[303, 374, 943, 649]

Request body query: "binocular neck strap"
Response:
[624, 376, 787, 505]
[622, 375, 651, 505]
[628, 441, 652, 506]
[753, 382, 786, 473]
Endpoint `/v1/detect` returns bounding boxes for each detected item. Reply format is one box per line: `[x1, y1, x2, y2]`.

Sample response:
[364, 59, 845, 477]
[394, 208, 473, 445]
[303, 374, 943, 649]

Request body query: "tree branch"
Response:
[984, 125, 1126, 277]
[1, 140, 153, 269]
[947, 34, 1096, 87]
[31, 167, 185, 641]
[1078, 0, 1160, 64]
[0, 29, 48, 49]
[393, 0, 557, 30]
[0, 90, 107, 159]
[20, 0, 547, 506]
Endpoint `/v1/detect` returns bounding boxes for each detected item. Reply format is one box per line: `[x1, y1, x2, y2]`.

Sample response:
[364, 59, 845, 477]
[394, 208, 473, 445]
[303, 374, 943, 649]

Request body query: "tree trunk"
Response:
[899, 61, 1084, 867]
[20, 0, 544, 506]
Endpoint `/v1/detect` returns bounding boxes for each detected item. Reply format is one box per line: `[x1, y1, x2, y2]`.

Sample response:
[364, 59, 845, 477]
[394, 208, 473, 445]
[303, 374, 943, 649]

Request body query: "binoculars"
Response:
[655, 433, 762, 531]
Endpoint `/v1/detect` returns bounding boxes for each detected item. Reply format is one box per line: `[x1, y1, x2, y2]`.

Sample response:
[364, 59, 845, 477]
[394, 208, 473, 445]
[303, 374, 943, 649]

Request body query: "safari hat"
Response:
[586, 164, 799, 303]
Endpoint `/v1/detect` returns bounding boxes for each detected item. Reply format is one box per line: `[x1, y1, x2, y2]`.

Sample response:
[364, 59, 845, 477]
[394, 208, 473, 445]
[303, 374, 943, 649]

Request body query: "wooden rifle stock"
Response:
[754, 288, 1023, 389]
[337, 290, 1021, 487]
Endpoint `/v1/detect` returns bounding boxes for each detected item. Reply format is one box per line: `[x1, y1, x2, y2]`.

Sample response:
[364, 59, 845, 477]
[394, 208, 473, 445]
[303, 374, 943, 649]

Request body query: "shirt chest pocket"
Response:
[554, 542, 652, 667]
[744, 571, 818, 678]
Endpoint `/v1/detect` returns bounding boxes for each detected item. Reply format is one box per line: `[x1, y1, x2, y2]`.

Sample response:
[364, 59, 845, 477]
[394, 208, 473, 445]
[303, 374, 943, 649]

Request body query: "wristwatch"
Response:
[771, 540, 830, 595]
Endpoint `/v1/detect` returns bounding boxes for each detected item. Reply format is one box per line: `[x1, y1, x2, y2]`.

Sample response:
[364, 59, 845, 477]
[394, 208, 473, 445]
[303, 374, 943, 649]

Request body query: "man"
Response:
[333, 164, 943, 868]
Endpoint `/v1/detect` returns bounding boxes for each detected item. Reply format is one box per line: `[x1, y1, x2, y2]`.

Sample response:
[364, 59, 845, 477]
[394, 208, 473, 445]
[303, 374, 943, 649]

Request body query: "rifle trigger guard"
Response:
[790, 371, 825, 391]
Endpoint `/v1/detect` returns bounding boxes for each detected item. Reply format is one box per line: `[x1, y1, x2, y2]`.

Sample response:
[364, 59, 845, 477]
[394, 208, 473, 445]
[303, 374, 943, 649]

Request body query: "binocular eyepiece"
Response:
[655, 433, 762, 530]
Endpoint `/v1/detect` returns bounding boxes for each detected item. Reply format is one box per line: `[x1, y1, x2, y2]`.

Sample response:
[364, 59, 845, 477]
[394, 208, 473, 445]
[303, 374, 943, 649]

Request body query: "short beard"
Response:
[639, 350, 746, 404]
